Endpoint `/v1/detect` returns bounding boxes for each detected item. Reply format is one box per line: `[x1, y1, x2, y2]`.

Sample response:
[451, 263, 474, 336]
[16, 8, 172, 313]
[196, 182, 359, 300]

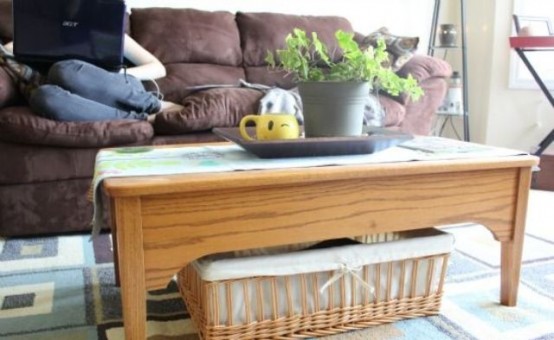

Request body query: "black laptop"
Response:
[12, 0, 126, 71]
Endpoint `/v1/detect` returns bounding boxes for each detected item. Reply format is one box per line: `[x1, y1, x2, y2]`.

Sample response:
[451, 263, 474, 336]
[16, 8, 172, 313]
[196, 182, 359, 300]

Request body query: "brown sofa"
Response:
[0, 5, 452, 237]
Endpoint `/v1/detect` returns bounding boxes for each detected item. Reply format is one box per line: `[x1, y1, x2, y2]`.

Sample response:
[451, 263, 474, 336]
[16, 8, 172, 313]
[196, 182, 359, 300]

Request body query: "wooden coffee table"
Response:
[103, 145, 538, 339]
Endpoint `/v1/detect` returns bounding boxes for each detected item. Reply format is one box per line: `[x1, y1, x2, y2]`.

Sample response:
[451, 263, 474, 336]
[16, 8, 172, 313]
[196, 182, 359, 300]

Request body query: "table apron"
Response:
[123, 167, 523, 290]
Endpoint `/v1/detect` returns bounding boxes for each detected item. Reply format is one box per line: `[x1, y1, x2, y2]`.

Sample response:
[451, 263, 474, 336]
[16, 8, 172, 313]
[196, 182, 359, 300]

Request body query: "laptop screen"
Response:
[12, 0, 126, 71]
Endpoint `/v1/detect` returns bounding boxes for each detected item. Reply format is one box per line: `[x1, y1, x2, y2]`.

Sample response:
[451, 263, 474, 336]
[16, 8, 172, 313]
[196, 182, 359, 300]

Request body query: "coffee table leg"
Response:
[500, 239, 524, 306]
[114, 197, 147, 339]
[109, 198, 120, 287]
[500, 167, 532, 306]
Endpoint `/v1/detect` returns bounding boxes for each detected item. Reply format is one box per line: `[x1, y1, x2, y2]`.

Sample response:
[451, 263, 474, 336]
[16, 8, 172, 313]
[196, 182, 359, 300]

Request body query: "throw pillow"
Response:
[361, 27, 419, 71]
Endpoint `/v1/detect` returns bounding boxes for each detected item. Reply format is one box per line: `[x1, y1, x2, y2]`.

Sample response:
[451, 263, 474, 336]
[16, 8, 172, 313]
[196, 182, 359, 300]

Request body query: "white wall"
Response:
[425, 0, 553, 151]
[462, 0, 496, 145]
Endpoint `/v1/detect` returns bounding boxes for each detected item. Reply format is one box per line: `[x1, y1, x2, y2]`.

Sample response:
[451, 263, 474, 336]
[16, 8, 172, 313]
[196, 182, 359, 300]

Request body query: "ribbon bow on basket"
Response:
[319, 262, 375, 295]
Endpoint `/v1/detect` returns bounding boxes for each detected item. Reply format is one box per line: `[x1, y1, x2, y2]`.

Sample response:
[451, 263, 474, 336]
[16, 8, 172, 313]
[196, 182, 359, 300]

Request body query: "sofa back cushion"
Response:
[130, 8, 245, 103]
[130, 8, 242, 66]
[236, 12, 354, 87]
[237, 12, 354, 66]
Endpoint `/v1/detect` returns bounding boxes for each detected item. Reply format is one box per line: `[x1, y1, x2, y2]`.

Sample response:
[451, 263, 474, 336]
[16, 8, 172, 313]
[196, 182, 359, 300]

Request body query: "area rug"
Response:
[1, 192, 553, 339]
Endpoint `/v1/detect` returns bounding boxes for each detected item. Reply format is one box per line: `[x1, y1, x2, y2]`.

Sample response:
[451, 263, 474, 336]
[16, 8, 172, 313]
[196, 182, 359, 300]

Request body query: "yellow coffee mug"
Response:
[239, 114, 300, 141]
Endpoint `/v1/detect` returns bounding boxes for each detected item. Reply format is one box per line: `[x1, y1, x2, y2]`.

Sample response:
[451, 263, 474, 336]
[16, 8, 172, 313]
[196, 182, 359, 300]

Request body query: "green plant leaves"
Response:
[311, 32, 330, 65]
[265, 28, 423, 100]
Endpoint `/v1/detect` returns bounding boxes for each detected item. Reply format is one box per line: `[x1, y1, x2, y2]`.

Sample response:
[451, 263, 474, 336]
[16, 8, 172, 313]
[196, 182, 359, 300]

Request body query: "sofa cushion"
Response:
[130, 8, 242, 66]
[244, 66, 296, 89]
[145, 63, 245, 104]
[151, 132, 224, 146]
[154, 88, 263, 135]
[0, 106, 154, 148]
[237, 12, 354, 67]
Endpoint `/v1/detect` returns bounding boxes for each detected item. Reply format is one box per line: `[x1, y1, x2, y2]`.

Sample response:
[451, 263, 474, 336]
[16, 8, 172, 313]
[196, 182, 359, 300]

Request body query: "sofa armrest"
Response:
[389, 55, 451, 136]
[392, 54, 452, 106]
[396, 54, 452, 83]
[400, 77, 448, 135]
[0, 67, 19, 108]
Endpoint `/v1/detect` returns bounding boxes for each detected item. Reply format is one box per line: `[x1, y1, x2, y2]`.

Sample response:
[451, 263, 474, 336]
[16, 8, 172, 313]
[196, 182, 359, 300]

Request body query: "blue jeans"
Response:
[29, 60, 161, 122]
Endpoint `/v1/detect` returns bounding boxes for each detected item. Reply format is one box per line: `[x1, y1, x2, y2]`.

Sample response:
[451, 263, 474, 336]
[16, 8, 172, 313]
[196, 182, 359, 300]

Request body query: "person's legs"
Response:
[29, 85, 149, 122]
[47, 60, 161, 114]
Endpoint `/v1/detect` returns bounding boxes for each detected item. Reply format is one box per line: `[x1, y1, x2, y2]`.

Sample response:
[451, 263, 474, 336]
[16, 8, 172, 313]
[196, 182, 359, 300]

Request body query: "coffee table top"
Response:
[102, 141, 538, 198]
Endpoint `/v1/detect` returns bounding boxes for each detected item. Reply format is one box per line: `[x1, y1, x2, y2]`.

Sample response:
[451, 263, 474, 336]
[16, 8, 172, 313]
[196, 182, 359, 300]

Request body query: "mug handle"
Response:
[239, 115, 259, 141]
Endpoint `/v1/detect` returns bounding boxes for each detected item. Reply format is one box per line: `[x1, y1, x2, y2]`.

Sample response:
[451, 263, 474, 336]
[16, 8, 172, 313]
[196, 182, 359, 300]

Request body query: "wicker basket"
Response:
[178, 229, 453, 339]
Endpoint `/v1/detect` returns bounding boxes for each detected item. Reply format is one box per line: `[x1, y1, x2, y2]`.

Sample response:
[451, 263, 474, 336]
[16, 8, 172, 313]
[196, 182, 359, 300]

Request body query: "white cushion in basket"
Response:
[193, 228, 454, 281]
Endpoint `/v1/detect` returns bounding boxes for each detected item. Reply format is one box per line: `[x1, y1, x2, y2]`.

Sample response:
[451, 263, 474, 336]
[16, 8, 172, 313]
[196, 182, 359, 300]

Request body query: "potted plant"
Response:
[265, 28, 424, 137]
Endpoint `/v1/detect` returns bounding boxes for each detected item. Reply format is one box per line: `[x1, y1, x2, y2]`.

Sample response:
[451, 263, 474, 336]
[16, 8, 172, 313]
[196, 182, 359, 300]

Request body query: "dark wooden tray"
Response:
[212, 127, 412, 158]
